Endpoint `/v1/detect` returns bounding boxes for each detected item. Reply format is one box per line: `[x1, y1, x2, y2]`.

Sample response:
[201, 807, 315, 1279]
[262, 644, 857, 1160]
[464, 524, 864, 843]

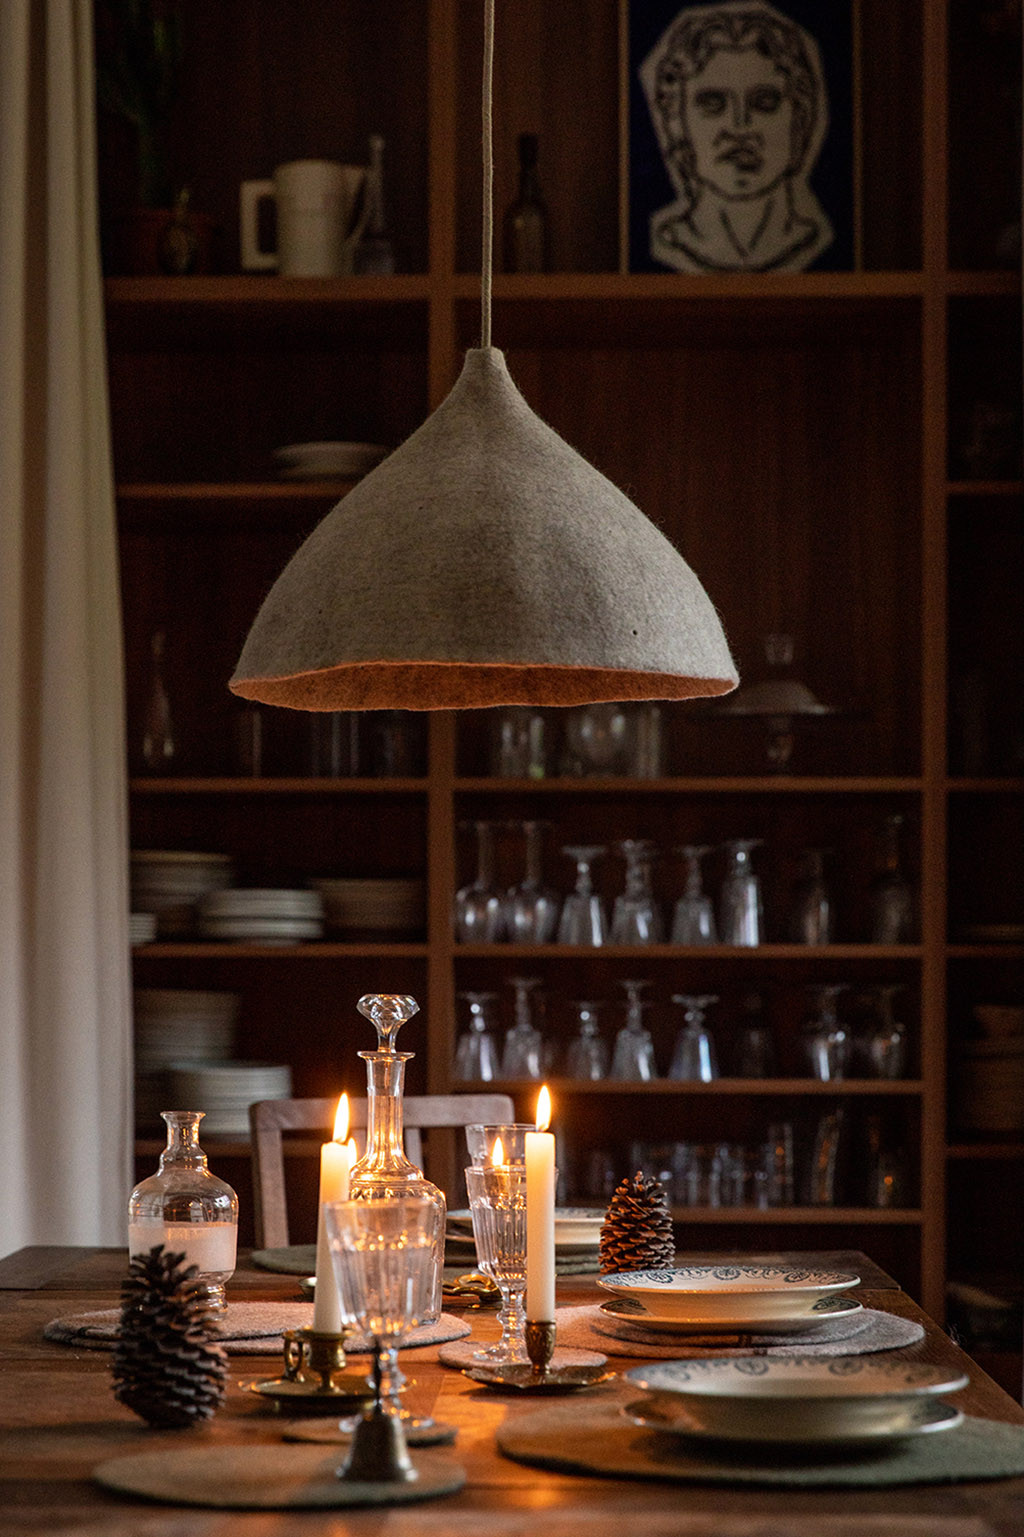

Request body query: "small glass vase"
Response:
[127, 1110, 238, 1313]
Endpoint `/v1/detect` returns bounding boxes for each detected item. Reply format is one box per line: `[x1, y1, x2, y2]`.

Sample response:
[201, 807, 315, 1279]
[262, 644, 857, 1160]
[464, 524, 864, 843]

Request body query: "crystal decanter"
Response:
[127, 1110, 238, 1312]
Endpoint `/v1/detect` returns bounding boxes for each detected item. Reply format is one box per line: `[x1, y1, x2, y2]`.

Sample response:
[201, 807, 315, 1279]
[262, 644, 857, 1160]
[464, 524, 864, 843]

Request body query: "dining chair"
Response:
[249, 1092, 515, 1248]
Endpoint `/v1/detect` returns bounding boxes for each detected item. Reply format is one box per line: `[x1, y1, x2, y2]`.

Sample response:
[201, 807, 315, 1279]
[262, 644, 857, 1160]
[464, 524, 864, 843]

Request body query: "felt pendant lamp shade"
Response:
[230, 347, 737, 712]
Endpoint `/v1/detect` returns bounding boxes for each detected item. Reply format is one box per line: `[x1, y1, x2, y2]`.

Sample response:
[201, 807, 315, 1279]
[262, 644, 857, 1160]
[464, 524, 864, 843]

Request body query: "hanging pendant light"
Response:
[230, 1, 737, 714]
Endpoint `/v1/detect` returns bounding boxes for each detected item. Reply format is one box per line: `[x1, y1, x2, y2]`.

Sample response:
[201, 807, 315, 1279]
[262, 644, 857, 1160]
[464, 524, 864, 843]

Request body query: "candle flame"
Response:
[535, 1084, 551, 1132]
[491, 1135, 505, 1166]
[333, 1093, 349, 1142]
[346, 1136, 357, 1162]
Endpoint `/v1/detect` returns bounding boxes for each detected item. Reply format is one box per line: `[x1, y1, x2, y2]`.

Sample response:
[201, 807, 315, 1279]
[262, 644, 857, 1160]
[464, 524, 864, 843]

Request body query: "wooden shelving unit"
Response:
[100, 0, 1021, 1327]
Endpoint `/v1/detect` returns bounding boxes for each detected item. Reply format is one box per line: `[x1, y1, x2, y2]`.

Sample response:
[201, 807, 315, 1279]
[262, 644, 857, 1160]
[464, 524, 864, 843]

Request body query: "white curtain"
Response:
[0, 0, 132, 1254]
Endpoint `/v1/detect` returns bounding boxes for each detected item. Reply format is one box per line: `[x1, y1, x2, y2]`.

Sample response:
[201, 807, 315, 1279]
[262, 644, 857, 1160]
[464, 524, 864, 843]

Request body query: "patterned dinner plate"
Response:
[597, 1264, 859, 1322]
[622, 1393, 965, 1448]
[599, 1291, 864, 1335]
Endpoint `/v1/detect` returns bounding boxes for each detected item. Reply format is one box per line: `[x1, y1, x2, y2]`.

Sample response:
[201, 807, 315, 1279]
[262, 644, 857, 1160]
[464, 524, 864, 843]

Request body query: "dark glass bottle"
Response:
[503, 133, 549, 273]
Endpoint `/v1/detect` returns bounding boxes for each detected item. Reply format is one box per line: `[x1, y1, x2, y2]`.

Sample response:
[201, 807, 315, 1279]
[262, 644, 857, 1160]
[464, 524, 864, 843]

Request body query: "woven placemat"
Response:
[94, 1443, 465, 1507]
[554, 1305, 923, 1359]
[45, 1304, 469, 1356]
[437, 1337, 606, 1370]
[497, 1392, 1024, 1488]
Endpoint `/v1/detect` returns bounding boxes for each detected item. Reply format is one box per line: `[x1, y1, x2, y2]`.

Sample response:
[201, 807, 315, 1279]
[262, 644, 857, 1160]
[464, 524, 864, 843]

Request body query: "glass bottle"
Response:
[870, 813, 916, 943]
[503, 131, 549, 273]
[787, 847, 834, 945]
[141, 628, 175, 772]
[127, 1110, 238, 1312]
[719, 838, 764, 946]
[354, 132, 396, 274]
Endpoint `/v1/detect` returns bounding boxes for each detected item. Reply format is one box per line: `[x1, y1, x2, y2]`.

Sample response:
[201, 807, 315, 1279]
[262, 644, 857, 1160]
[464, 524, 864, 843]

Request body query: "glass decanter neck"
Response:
[159, 1110, 207, 1170]
[353, 1050, 420, 1181]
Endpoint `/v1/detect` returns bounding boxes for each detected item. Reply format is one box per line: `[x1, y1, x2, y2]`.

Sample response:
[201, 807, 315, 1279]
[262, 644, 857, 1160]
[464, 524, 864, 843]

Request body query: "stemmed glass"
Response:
[454, 820, 506, 942]
[505, 820, 560, 942]
[453, 991, 501, 1081]
[325, 1195, 444, 1439]
[501, 977, 544, 1079]
[668, 994, 720, 1081]
[610, 839, 664, 944]
[719, 838, 764, 946]
[610, 978, 658, 1080]
[464, 1161, 529, 1365]
[557, 845, 608, 945]
[670, 844, 718, 944]
[787, 847, 834, 945]
[803, 983, 850, 1081]
[565, 1000, 609, 1079]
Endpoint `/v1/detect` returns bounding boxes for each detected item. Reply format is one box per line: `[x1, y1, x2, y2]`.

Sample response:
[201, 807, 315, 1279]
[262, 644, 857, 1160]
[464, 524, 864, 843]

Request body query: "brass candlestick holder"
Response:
[246, 1326, 374, 1414]
[524, 1319, 556, 1375]
[464, 1317, 613, 1394]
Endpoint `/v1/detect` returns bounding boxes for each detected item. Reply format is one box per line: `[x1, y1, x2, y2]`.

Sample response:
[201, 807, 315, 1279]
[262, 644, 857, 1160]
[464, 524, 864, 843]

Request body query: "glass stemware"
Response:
[733, 990, 776, 1077]
[719, 838, 764, 946]
[453, 991, 501, 1081]
[610, 978, 658, 1080]
[557, 845, 608, 946]
[505, 820, 560, 942]
[610, 838, 664, 944]
[500, 976, 544, 1079]
[464, 1162, 529, 1364]
[668, 994, 720, 1081]
[454, 820, 506, 942]
[803, 983, 850, 1081]
[870, 812, 916, 942]
[858, 983, 908, 1079]
[490, 706, 547, 779]
[787, 847, 834, 945]
[561, 702, 633, 776]
[565, 1000, 609, 1079]
[670, 844, 718, 944]
[325, 1195, 443, 1429]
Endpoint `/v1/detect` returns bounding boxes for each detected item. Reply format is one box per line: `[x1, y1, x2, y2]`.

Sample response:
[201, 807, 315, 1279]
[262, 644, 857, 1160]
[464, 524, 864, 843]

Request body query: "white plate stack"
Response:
[130, 851, 235, 937]
[272, 441, 389, 480]
[134, 989, 240, 1129]
[129, 912, 158, 947]
[312, 877, 426, 933]
[197, 888, 324, 945]
[166, 1061, 293, 1138]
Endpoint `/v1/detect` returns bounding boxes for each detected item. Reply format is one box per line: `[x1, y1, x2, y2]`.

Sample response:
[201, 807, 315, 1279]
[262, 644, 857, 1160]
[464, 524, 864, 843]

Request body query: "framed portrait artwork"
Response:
[622, 0, 858, 273]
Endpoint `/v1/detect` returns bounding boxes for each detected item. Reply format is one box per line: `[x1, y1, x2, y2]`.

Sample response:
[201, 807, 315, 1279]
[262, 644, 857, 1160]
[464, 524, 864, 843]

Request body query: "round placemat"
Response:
[251, 1245, 317, 1276]
[553, 1306, 923, 1360]
[497, 1394, 1024, 1488]
[437, 1337, 606, 1370]
[45, 1306, 470, 1355]
[285, 1416, 458, 1447]
[94, 1444, 465, 1507]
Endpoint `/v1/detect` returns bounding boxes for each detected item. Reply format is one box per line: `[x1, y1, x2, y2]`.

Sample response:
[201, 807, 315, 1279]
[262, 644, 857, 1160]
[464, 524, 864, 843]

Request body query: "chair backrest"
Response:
[249, 1092, 515, 1248]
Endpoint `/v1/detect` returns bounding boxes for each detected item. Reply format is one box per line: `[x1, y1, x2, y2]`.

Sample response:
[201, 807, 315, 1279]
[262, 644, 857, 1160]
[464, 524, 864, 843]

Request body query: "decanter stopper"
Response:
[357, 993, 419, 1053]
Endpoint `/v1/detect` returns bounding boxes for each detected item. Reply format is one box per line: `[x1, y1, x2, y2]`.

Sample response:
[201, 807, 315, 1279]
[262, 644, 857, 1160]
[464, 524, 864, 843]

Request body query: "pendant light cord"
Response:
[481, 0, 494, 348]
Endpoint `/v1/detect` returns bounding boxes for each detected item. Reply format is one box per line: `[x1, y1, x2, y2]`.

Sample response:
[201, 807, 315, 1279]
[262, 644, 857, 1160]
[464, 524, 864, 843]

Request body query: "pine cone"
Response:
[112, 1245, 228, 1428]
[599, 1171, 675, 1275]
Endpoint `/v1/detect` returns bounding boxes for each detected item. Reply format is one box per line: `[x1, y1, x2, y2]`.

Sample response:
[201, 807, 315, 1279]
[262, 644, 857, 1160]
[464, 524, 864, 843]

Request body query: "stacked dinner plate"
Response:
[167, 1061, 292, 1138]
[272, 441, 389, 480]
[134, 988, 240, 1129]
[130, 851, 235, 937]
[312, 877, 426, 934]
[447, 1207, 602, 1272]
[597, 1263, 863, 1336]
[129, 912, 157, 947]
[196, 888, 324, 945]
[623, 1355, 969, 1448]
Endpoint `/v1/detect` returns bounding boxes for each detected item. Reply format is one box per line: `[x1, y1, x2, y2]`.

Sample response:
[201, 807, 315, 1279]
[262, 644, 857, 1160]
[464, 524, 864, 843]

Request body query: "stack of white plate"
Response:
[129, 912, 157, 946]
[167, 1061, 293, 1137]
[623, 1355, 968, 1448]
[597, 1263, 862, 1336]
[272, 441, 389, 480]
[134, 989, 240, 1128]
[447, 1207, 603, 1267]
[197, 888, 324, 944]
[312, 877, 426, 933]
[130, 851, 235, 937]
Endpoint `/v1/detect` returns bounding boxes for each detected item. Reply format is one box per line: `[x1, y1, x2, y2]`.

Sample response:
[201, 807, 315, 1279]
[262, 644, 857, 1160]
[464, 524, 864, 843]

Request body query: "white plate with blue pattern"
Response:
[597, 1264, 859, 1323]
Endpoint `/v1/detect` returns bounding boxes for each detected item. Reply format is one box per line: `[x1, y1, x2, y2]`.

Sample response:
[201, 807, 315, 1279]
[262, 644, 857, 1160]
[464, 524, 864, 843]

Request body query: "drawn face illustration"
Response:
[683, 46, 795, 199]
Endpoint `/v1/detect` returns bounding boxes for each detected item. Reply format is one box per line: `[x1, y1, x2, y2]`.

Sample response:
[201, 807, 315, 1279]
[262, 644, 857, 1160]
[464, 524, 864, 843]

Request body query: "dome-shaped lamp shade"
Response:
[230, 348, 737, 711]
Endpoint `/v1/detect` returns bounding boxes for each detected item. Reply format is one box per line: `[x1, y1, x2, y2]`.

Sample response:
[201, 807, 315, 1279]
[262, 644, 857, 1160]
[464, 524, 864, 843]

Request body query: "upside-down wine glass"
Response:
[668, 994, 720, 1082]
[453, 991, 501, 1081]
[610, 838, 664, 944]
[670, 844, 718, 944]
[505, 820, 560, 942]
[501, 976, 544, 1079]
[610, 978, 658, 1080]
[455, 820, 506, 942]
[557, 845, 608, 945]
[565, 1000, 609, 1079]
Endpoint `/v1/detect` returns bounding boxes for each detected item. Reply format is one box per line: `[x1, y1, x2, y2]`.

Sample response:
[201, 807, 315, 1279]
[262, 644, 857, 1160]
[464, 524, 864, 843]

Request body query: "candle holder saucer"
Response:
[462, 1360, 615, 1394]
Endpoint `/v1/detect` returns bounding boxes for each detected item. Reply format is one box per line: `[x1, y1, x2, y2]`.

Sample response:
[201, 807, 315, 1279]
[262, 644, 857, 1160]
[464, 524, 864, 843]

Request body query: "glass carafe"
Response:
[505, 820, 560, 942]
[610, 978, 658, 1080]
[128, 1110, 238, 1312]
[870, 813, 916, 943]
[719, 838, 764, 946]
[455, 820, 506, 942]
[787, 848, 834, 945]
[668, 994, 720, 1082]
[670, 844, 718, 944]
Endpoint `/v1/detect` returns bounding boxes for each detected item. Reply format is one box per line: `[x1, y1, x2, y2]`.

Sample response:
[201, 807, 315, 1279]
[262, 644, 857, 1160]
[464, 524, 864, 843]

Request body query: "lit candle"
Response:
[525, 1085, 555, 1321]
[312, 1094, 352, 1334]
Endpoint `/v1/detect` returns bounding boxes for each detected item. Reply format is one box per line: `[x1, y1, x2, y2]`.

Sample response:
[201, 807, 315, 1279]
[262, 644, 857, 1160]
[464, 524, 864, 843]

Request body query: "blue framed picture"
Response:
[624, 0, 857, 273]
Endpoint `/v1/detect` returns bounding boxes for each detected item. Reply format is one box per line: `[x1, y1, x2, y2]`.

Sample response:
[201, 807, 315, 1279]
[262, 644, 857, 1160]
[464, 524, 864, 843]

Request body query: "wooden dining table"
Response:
[2, 1244, 1022, 1536]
